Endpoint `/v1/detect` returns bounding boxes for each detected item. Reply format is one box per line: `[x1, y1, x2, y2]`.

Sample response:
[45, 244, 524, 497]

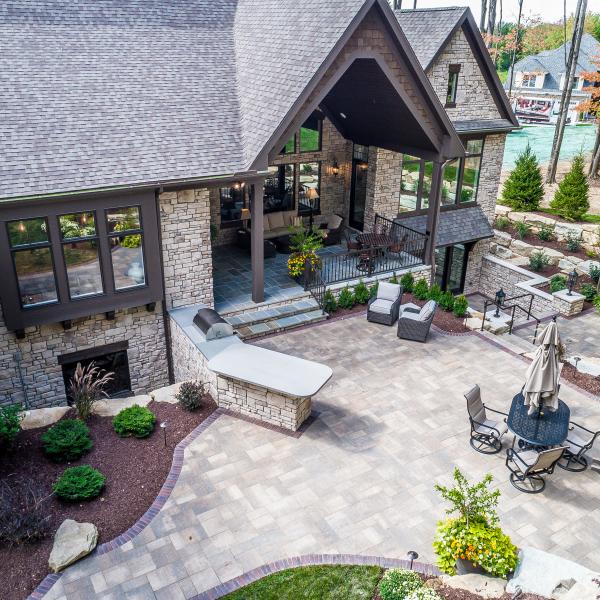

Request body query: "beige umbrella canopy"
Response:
[523, 321, 562, 416]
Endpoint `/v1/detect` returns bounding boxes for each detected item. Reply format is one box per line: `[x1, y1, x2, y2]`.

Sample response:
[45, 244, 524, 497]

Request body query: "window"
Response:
[59, 212, 103, 299]
[441, 159, 460, 206]
[399, 156, 432, 212]
[0, 191, 162, 332]
[219, 184, 247, 226]
[299, 112, 322, 153]
[521, 73, 537, 88]
[7, 217, 58, 307]
[446, 64, 460, 106]
[106, 206, 146, 290]
[280, 135, 296, 155]
[298, 162, 321, 215]
[264, 164, 295, 213]
[442, 138, 483, 206]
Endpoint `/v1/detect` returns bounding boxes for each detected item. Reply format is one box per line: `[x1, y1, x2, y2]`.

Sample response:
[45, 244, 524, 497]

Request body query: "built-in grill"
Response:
[193, 308, 234, 341]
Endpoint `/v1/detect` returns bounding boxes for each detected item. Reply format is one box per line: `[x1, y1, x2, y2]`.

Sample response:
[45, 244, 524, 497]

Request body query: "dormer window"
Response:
[521, 73, 537, 88]
[445, 64, 461, 107]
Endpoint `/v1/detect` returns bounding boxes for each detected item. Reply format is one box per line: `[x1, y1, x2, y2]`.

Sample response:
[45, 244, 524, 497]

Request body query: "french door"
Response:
[434, 243, 470, 294]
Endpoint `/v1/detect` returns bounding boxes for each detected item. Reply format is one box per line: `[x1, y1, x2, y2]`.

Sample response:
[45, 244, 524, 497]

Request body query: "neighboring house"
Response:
[506, 33, 599, 124]
[0, 0, 517, 408]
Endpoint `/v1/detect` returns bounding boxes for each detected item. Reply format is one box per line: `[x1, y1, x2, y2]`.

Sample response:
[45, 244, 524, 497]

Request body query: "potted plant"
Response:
[287, 224, 324, 280]
[433, 468, 517, 578]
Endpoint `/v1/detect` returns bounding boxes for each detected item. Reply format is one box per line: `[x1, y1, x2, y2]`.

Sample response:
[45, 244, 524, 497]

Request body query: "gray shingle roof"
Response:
[454, 119, 519, 134]
[507, 33, 599, 92]
[395, 6, 468, 69]
[396, 205, 494, 247]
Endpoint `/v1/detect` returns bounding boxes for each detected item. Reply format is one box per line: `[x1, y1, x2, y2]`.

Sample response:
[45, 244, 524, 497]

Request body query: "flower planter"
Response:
[456, 558, 487, 576]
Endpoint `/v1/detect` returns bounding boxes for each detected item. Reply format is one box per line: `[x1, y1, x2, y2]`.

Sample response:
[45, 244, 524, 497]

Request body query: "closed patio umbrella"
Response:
[523, 321, 562, 416]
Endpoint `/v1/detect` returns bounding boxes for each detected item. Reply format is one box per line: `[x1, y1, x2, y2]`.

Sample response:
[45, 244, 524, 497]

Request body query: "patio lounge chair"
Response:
[367, 282, 402, 326]
[464, 384, 508, 454]
[506, 445, 567, 493]
[397, 300, 436, 342]
[557, 422, 600, 472]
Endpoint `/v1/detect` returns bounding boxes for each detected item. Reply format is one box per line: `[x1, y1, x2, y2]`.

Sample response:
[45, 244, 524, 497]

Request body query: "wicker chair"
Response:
[367, 282, 403, 326]
[397, 300, 436, 342]
[464, 384, 508, 454]
[557, 422, 600, 472]
[506, 445, 567, 493]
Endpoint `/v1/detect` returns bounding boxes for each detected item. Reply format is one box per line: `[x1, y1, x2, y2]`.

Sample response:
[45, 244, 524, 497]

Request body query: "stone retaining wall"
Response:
[169, 316, 311, 431]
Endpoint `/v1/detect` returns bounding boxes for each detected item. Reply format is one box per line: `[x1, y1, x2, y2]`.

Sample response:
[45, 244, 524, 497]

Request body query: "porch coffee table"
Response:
[507, 392, 570, 447]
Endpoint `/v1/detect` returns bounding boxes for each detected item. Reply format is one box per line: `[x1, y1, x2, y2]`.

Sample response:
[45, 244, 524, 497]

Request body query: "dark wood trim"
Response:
[57, 340, 129, 365]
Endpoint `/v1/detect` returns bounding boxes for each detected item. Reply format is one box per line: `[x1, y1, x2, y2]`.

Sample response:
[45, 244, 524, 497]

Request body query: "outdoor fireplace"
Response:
[59, 341, 132, 401]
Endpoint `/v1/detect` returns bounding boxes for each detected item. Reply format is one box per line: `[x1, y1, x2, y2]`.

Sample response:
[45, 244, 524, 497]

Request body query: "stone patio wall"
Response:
[159, 188, 213, 309]
[0, 304, 169, 409]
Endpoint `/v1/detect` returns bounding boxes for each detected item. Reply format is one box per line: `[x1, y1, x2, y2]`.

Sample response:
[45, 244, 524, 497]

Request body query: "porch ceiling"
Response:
[322, 58, 440, 157]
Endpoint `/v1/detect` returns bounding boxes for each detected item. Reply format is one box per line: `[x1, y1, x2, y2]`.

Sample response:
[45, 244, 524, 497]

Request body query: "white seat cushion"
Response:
[377, 282, 401, 302]
[268, 211, 285, 230]
[328, 214, 343, 229]
[400, 302, 420, 314]
[419, 299, 436, 320]
[263, 214, 271, 231]
[370, 299, 394, 315]
[282, 211, 296, 227]
[400, 311, 422, 321]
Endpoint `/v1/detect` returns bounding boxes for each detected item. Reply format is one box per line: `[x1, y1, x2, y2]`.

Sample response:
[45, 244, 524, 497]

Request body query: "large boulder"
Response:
[506, 547, 599, 599]
[48, 519, 98, 573]
[94, 394, 152, 417]
[562, 579, 600, 600]
[441, 574, 506, 599]
[150, 382, 184, 404]
[491, 243, 514, 259]
[554, 222, 583, 240]
[510, 239, 537, 257]
[523, 212, 556, 227]
[576, 259, 600, 277]
[493, 230, 513, 247]
[542, 247, 565, 266]
[21, 406, 71, 430]
[495, 204, 512, 216]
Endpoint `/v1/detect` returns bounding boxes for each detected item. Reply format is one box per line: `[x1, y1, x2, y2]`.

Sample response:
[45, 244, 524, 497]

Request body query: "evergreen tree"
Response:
[550, 153, 590, 221]
[501, 144, 544, 212]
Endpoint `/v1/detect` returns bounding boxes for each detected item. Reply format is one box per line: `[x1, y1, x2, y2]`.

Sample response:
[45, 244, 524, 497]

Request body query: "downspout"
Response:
[155, 189, 175, 385]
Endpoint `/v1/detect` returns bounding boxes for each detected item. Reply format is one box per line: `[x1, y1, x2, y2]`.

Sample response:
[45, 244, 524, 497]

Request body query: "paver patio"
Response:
[44, 316, 600, 600]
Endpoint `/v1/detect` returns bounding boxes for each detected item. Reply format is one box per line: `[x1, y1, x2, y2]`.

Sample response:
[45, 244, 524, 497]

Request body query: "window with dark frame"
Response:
[280, 135, 296, 155]
[299, 113, 322, 153]
[521, 73, 537, 88]
[219, 184, 247, 227]
[263, 164, 296, 213]
[446, 64, 460, 106]
[399, 156, 433, 213]
[298, 162, 321, 215]
[7, 217, 58, 308]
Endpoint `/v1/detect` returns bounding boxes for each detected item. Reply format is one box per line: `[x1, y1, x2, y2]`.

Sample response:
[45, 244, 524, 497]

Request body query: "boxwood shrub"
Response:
[113, 405, 156, 438]
[176, 382, 206, 411]
[41, 419, 93, 462]
[53, 465, 105, 501]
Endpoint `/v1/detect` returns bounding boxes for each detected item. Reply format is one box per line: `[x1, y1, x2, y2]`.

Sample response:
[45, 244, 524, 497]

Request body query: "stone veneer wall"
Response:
[364, 148, 402, 230]
[0, 305, 169, 408]
[170, 317, 310, 431]
[159, 188, 214, 309]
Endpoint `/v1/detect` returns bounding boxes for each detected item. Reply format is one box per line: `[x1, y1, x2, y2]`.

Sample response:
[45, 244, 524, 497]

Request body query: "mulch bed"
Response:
[560, 362, 600, 397]
[0, 397, 217, 600]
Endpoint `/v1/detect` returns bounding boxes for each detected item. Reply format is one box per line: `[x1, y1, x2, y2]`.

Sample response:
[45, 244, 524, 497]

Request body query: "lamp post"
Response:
[494, 288, 506, 318]
[160, 421, 167, 447]
[406, 550, 418, 570]
[305, 187, 319, 229]
[567, 269, 578, 296]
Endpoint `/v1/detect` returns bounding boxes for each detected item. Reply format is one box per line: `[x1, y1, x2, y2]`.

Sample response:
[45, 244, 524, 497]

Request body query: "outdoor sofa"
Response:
[397, 299, 437, 342]
[367, 281, 403, 325]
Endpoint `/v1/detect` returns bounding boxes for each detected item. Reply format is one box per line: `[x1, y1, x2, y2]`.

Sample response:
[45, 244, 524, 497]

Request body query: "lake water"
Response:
[502, 124, 597, 171]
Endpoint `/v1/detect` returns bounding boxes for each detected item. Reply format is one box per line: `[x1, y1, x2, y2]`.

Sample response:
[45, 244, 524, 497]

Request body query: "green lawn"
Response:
[537, 207, 600, 224]
[222, 565, 383, 600]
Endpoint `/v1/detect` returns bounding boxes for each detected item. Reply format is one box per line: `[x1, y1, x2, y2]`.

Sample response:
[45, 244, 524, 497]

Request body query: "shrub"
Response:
[176, 381, 206, 411]
[113, 405, 156, 438]
[378, 568, 423, 600]
[453, 295, 469, 318]
[565, 230, 582, 252]
[0, 404, 23, 447]
[400, 272, 414, 293]
[407, 589, 442, 600]
[439, 291, 455, 312]
[52, 465, 105, 501]
[68, 361, 113, 421]
[514, 220, 532, 240]
[389, 272, 399, 284]
[590, 264, 600, 284]
[413, 279, 429, 300]
[579, 283, 597, 302]
[528, 250, 550, 272]
[587, 249, 599, 259]
[41, 419, 93, 462]
[550, 153, 590, 221]
[595, 295, 600, 314]
[537, 223, 555, 242]
[338, 286, 355, 309]
[323, 290, 338, 312]
[368, 282, 379, 299]
[550, 275, 567, 293]
[501, 144, 544, 211]
[494, 216, 510, 230]
[353, 280, 370, 305]
[0, 476, 50, 545]
[428, 283, 443, 302]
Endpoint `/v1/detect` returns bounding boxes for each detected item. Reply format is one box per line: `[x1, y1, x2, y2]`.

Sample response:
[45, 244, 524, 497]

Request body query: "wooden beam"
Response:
[251, 182, 265, 303]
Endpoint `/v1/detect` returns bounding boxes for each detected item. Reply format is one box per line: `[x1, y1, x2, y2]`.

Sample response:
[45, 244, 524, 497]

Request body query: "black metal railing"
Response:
[303, 259, 326, 310]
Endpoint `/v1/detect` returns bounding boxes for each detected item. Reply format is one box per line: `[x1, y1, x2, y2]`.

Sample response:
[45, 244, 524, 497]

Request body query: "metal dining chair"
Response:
[464, 384, 508, 454]
[506, 445, 567, 493]
[557, 422, 600, 472]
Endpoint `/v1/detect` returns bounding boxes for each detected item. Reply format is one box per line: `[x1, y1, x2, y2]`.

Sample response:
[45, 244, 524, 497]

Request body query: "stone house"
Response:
[0, 1, 517, 408]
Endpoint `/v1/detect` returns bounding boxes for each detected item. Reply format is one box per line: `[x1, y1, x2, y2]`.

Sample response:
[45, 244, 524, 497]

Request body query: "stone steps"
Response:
[219, 291, 312, 318]
[479, 329, 537, 357]
[224, 298, 327, 340]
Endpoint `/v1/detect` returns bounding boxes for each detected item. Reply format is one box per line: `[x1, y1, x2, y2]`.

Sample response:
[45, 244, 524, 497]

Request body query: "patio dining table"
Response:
[507, 391, 570, 447]
[356, 232, 395, 249]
